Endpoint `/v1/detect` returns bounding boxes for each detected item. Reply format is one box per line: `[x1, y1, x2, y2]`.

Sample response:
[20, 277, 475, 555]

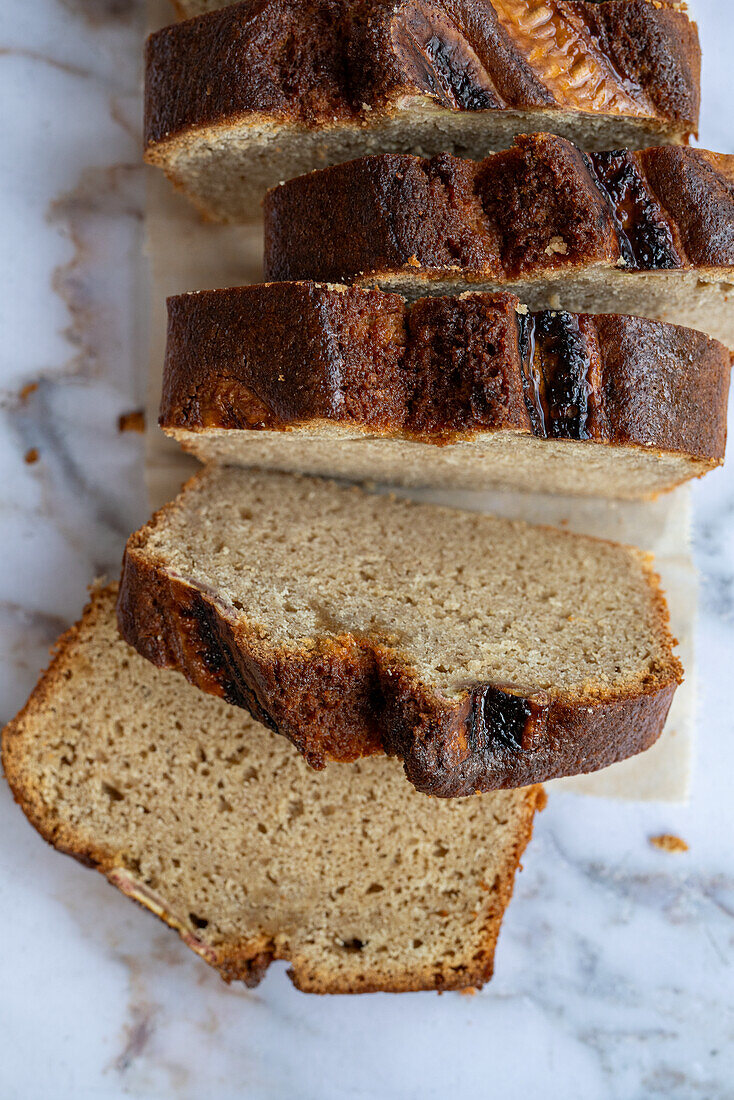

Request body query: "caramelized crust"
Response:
[146, 1, 700, 145]
[264, 135, 734, 284]
[160, 282, 730, 467]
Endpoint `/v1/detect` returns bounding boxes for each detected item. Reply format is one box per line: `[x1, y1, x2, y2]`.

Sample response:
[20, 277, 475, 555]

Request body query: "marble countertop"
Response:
[1, 2, 733, 1097]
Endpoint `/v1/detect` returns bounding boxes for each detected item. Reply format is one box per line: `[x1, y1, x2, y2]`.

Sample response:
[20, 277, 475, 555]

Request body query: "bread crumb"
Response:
[406, 255, 421, 269]
[19, 382, 38, 402]
[459, 987, 477, 996]
[515, 303, 529, 315]
[24, 448, 39, 465]
[545, 236, 568, 256]
[650, 834, 689, 853]
[118, 410, 146, 434]
[617, 256, 628, 268]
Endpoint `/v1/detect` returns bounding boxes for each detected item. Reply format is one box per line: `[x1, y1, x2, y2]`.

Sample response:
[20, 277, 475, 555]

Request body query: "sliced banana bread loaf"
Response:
[117, 467, 682, 798]
[148, 1, 700, 221]
[2, 587, 543, 994]
[263, 135, 734, 344]
[161, 283, 730, 499]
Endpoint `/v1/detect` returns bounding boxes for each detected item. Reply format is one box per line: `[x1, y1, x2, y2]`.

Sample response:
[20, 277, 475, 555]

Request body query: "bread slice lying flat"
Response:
[264, 135, 734, 345]
[2, 587, 543, 994]
[118, 467, 682, 798]
[147, 1, 700, 222]
[161, 283, 730, 500]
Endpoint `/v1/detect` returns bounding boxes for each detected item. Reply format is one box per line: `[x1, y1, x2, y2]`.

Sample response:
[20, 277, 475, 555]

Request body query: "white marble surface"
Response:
[1, 2, 733, 1096]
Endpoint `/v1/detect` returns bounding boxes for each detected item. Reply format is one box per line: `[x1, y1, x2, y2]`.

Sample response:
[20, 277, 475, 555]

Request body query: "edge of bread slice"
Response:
[263, 136, 734, 345]
[117, 467, 683, 798]
[146, 3, 700, 222]
[161, 282, 730, 500]
[2, 587, 543, 994]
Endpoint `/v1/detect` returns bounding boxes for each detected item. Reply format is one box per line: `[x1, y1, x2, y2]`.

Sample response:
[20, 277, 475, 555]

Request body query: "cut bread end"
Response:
[168, 426, 718, 501]
[2, 587, 543, 994]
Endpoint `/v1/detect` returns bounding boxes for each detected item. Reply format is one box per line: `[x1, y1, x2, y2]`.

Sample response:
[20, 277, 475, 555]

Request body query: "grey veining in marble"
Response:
[0, 1, 733, 1097]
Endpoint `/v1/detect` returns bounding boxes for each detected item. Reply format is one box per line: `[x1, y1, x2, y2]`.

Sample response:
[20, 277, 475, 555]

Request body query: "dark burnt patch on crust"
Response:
[518, 309, 607, 441]
[390, 2, 504, 109]
[586, 149, 681, 269]
[467, 684, 548, 754]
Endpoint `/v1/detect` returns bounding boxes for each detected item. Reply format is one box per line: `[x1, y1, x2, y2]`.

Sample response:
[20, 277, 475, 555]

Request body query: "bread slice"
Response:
[263, 135, 734, 345]
[146, 2, 700, 222]
[161, 282, 730, 500]
[2, 587, 543, 994]
[117, 467, 682, 798]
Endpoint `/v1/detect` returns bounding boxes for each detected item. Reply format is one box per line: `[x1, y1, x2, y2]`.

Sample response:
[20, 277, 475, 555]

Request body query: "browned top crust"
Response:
[263, 135, 734, 283]
[145, 0, 700, 149]
[161, 282, 730, 464]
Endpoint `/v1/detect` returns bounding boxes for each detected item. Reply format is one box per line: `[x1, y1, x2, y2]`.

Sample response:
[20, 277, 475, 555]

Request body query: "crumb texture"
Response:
[2, 588, 540, 993]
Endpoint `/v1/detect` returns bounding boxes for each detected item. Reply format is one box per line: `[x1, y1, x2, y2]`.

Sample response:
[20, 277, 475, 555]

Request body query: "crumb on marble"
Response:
[19, 382, 38, 402]
[118, 409, 145, 433]
[650, 834, 689, 853]
[24, 448, 39, 465]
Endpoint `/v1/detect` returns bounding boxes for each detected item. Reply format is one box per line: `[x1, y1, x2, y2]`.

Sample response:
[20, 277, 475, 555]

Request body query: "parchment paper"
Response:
[144, 2, 694, 801]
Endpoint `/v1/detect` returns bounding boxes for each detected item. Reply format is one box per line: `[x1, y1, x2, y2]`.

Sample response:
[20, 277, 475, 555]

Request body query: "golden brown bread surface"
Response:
[263, 135, 734, 344]
[148, 1, 700, 221]
[2, 587, 543, 994]
[117, 468, 682, 798]
[161, 283, 730, 499]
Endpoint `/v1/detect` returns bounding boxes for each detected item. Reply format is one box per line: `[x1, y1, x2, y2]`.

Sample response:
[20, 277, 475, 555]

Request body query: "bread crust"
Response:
[264, 136, 734, 284]
[160, 282, 730, 473]
[2, 587, 543, 993]
[146, 1, 699, 149]
[116, 484, 682, 798]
